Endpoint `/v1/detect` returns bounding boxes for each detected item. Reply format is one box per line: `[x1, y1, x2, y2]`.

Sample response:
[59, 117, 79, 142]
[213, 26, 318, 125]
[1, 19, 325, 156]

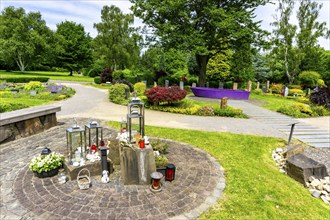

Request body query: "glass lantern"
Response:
[127, 96, 145, 143]
[85, 120, 103, 151]
[66, 119, 85, 164]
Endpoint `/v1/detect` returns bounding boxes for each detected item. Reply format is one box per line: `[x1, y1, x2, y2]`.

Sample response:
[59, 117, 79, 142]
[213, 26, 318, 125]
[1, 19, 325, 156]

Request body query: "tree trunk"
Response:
[69, 69, 73, 76]
[284, 46, 293, 84]
[16, 54, 28, 72]
[196, 54, 209, 87]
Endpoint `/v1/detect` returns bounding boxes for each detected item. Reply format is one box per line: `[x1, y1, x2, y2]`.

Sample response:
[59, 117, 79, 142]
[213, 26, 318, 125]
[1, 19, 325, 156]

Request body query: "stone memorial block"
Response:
[154, 81, 157, 87]
[220, 97, 228, 109]
[219, 82, 224, 89]
[192, 83, 196, 87]
[257, 82, 260, 89]
[286, 154, 328, 186]
[180, 81, 184, 90]
[142, 80, 147, 88]
[30, 91, 37, 96]
[266, 80, 270, 90]
[165, 80, 169, 88]
[247, 80, 252, 92]
[233, 83, 238, 90]
[108, 139, 120, 165]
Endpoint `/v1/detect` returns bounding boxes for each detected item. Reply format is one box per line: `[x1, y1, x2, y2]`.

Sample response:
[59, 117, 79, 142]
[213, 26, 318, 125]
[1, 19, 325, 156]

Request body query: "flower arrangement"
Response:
[29, 152, 64, 174]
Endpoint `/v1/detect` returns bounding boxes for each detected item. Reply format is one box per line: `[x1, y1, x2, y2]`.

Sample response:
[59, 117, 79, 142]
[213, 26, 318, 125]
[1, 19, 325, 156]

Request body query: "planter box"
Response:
[191, 87, 250, 100]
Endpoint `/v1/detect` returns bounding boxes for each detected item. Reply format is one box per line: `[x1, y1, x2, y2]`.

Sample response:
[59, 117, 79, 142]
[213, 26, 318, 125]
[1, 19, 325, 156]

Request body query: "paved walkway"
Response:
[0, 118, 225, 220]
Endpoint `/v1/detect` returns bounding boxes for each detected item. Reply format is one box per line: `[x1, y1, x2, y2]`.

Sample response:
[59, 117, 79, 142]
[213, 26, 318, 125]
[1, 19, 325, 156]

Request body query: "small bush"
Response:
[310, 87, 330, 109]
[108, 83, 129, 105]
[100, 68, 113, 83]
[298, 71, 320, 89]
[155, 155, 168, 168]
[88, 68, 101, 77]
[94, 76, 101, 84]
[289, 85, 302, 90]
[270, 83, 283, 94]
[288, 89, 304, 97]
[113, 79, 134, 92]
[0, 102, 29, 113]
[24, 81, 45, 91]
[151, 140, 169, 154]
[134, 82, 146, 95]
[214, 106, 246, 118]
[253, 89, 263, 95]
[277, 105, 308, 118]
[196, 106, 215, 116]
[145, 86, 187, 104]
[317, 79, 326, 88]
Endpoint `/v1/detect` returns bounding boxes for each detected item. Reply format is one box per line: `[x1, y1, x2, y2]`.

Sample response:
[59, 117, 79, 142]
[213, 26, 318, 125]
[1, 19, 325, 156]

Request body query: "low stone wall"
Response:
[0, 105, 61, 144]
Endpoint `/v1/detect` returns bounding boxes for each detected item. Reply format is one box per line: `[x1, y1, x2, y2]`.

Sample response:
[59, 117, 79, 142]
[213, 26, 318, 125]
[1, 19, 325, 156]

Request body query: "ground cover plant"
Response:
[250, 92, 330, 118]
[0, 82, 75, 112]
[0, 70, 94, 82]
[108, 121, 330, 219]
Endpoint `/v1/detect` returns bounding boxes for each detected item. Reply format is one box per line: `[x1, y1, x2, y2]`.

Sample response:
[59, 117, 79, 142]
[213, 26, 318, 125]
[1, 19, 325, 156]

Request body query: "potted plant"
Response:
[29, 152, 64, 178]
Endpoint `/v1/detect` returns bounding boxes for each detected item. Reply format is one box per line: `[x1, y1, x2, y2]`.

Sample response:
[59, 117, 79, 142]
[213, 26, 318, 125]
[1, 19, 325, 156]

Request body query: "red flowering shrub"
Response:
[145, 86, 187, 104]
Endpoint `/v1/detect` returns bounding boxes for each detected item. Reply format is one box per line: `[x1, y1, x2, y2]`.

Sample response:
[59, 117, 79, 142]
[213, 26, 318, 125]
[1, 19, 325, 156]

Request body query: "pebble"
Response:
[312, 190, 321, 198]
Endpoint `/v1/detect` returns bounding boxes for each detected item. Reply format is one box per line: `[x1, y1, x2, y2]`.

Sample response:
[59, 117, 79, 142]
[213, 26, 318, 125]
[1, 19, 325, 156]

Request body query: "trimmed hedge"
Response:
[108, 83, 129, 105]
[2, 77, 49, 83]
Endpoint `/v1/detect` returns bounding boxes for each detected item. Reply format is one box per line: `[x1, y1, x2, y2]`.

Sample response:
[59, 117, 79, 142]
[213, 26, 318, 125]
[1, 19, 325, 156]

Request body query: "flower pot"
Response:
[34, 167, 60, 178]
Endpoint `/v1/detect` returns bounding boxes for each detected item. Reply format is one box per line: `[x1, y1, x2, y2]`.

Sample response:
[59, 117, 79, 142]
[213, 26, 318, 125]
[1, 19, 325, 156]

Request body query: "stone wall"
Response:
[0, 113, 58, 144]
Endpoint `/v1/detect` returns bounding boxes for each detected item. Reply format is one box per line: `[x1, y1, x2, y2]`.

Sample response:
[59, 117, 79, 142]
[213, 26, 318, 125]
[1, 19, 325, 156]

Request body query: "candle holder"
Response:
[150, 172, 163, 192]
[66, 118, 85, 165]
[139, 139, 145, 149]
[165, 164, 176, 182]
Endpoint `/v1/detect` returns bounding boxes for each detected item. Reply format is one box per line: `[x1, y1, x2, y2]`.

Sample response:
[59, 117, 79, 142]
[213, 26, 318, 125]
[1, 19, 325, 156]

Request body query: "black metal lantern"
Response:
[165, 164, 176, 182]
[66, 119, 85, 164]
[41, 147, 51, 155]
[85, 120, 103, 151]
[127, 96, 145, 143]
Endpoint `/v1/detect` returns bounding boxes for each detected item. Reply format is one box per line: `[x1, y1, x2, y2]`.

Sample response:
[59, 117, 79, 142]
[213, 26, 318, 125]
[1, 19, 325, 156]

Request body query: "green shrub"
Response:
[151, 140, 169, 154]
[100, 68, 113, 83]
[88, 68, 101, 77]
[145, 86, 187, 104]
[108, 83, 129, 105]
[298, 71, 320, 89]
[134, 82, 146, 95]
[3, 77, 49, 83]
[317, 79, 326, 88]
[252, 88, 263, 95]
[214, 106, 246, 118]
[270, 83, 283, 94]
[0, 102, 29, 113]
[94, 76, 101, 84]
[289, 85, 302, 90]
[288, 89, 304, 96]
[24, 81, 45, 91]
[113, 69, 137, 83]
[113, 79, 134, 92]
[155, 155, 168, 167]
[311, 105, 330, 116]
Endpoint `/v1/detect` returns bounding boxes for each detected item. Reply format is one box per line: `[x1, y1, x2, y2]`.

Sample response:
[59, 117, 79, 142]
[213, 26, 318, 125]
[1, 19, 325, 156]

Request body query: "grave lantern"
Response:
[127, 94, 145, 143]
[66, 118, 85, 164]
[150, 172, 163, 192]
[165, 164, 176, 182]
[120, 118, 127, 133]
[85, 120, 103, 151]
[41, 146, 51, 155]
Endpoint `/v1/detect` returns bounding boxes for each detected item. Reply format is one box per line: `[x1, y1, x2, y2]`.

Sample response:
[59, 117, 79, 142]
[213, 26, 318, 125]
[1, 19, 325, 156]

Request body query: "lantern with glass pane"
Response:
[66, 119, 85, 165]
[85, 120, 103, 153]
[127, 96, 145, 143]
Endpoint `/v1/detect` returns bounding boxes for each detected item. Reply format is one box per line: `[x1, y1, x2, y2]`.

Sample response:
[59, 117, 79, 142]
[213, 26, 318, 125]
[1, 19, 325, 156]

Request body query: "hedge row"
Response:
[1, 77, 49, 83]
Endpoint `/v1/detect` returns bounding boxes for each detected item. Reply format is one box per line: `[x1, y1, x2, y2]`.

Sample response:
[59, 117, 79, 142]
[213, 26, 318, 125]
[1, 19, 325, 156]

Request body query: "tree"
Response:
[55, 21, 92, 75]
[131, 0, 268, 87]
[253, 53, 272, 83]
[271, 0, 303, 84]
[206, 50, 232, 83]
[0, 7, 52, 72]
[93, 5, 141, 70]
[297, 0, 329, 72]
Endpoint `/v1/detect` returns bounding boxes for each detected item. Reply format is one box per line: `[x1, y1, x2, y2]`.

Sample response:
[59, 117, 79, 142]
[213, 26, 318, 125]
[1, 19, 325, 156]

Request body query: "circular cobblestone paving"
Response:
[1, 119, 225, 220]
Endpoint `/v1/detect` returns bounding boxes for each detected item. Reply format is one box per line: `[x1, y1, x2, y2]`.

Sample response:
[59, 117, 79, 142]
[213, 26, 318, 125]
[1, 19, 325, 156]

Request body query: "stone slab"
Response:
[286, 153, 328, 185]
[307, 143, 330, 148]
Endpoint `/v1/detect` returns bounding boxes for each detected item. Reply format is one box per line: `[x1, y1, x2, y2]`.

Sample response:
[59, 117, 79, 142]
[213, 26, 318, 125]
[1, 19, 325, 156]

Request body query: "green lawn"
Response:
[250, 93, 305, 111]
[108, 121, 330, 219]
[0, 70, 94, 82]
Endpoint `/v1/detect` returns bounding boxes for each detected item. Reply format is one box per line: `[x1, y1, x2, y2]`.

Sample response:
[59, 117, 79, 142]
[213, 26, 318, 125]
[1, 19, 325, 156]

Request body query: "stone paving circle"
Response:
[0, 118, 225, 220]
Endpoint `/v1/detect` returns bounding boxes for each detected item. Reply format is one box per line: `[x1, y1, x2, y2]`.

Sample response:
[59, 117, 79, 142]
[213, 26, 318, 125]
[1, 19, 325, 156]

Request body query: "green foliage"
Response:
[213, 106, 246, 118]
[100, 68, 113, 83]
[55, 21, 92, 75]
[0, 7, 53, 72]
[288, 89, 304, 96]
[150, 140, 169, 155]
[289, 85, 302, 89]
[154, 155, 168, 168]
[317, 79, 326, 88]
[277, 103, 322, 118]
[196, 106, 215, 116]
[206, 50, 232, 82]
[2, 77, 49, 83]
[310, 87, 330, 109]
[23, 81, 45, 91]
[253, 89, 263, 95]
[298, 71, 321, 88]
[113, 69, 140, 84]
[108, 83, 129, 105]
[0, 102, 29, 113]
[93, 5, 141, 70]
[94, 76, 101, 84]
[253, 53, 273, 82]
[133, 82, 146, 95]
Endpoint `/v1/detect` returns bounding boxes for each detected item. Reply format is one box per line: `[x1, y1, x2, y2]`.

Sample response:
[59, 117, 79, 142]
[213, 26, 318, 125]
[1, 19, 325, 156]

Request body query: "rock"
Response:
[316, 182, 324, 191]
[279, 168, 286, 173]
[309, 176, 316, 182]
[312, 190, 321, 198]
[325, 176, 330, 182]
[283, 144, 305, 158]
[320, 195, 330, 204]
[321, 191, 328, 196]
[274, 155, 281, 161]
[311, 179, 320, 188]
[276, 148, 284, 153]
[286, 154, 328, 186]
[323, 185, 330, 193]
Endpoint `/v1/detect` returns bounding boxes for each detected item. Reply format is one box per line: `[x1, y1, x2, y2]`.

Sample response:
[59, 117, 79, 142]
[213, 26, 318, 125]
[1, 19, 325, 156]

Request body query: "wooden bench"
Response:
[0, 105, 61, 144]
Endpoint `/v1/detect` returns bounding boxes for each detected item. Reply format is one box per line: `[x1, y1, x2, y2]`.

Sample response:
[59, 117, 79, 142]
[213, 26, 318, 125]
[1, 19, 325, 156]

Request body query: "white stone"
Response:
[279, 168, 286, 173]
[311, 179, 321, 188]
[324, 176, 330, 182]
[312, 190, 321, 198]
[275, 148, 283, 153]
[274, 155, 281, 161]
[321, 190, 328, 196]
[320, 195, 330, 204]
[309, 176, 316, 182]
[316, 182, 324, 191]
[323, 185, 330, 193]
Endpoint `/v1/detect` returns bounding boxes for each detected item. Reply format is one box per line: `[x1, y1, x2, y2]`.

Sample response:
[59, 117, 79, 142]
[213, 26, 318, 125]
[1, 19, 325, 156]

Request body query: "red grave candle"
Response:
[91, 144, 97, 153]
[152, 178, 160, 189]
[166, 169, 173, 180]
[139, 140, 145, 149]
